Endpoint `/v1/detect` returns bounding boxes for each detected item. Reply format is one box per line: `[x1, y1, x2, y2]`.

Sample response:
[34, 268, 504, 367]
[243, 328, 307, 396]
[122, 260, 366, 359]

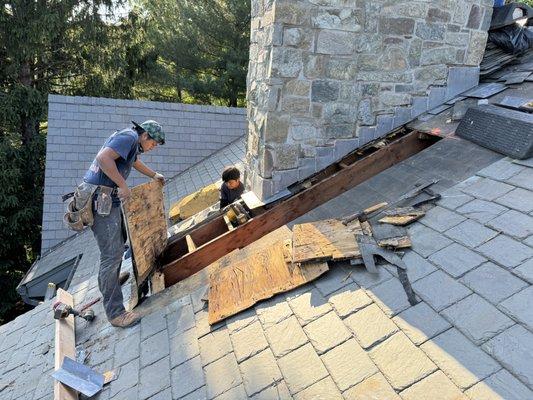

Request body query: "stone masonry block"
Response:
[444, 219, 498, 249]
[392, 302, 451, 346]
[303, 311, 351, 354]
[477, 235, 533, 269]
[278, 343, 329, 394]
[321, 339, 378, 391]
[344, 304, 398, 349]
[460, 262, 528, 304]
[412, 270, 471, 312]
[230, 321, 269, 363]
[370, 332, 437, 391]
[400, 371, 466, 400]
[264, 315, 308, 358]
[421, 328, 500, 390]
[428, 243, 486, 278]
[500, 286, 533, 331]
[441, 294, 514, 345]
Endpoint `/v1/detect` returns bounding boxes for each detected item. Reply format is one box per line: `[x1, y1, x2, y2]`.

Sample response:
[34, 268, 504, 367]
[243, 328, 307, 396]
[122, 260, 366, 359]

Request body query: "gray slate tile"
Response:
[303, 311, 351, 354]
[421, 329, 500, 390]
[278, 344, 329, 395]
[392, 302, 451, 345]
[141, 329, 170, 368]
[313, 266, 353, 297]
[477, 235, 533, 268]
[462, 178, 514, 201]
[437, 187, 474, 210]
[507, 168, 533, 191]
[343, 373, 400, 400]
[288, 288, 332, 326]
[420, 206, 466, 232]
[441, 294, 514, 345]
[139, 356, 171, 400]
[500, 286, 533, 331]
[321, 339, 378, 392]
[483, 325, 533, 390]
[169, 327, 200, 368]
[514, 257, 533, 284]
[459, 262, 528, 304]
[239, 349, 282, 396]
[203, 353, 242, 399]
[477, 158, 524, 181]
[366, 277, 413, 317]
[344, 304, 398, 349]
[349, 265, 393, 288]
[412, 271, 471, 311]
[229, 321, 268, 363]
[410, 220, 455, 255]
[466, 369, 533, 400]
[264, 315, 308, 358]
[386, 251, 437, 283]
[495, 188, 533, 213]
[293, 377, 342, 400]
[429, 243, 487, 278]
[198, 328, 233, 366]
[399, 370, 466, 400]
[327, 283, 372, 318]
[487, 210, 533, 239]
[170, 356, 204, 399]
[444, 219, 498, 248]
[456, 199, 508, 223]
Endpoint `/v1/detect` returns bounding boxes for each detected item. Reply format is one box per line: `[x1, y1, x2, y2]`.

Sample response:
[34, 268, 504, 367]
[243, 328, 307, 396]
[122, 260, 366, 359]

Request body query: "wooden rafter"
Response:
[162, 130, 433, 286]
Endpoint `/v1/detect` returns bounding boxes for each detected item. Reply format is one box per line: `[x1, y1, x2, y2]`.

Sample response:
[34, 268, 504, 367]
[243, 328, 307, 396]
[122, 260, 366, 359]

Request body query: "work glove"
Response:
[153, 172, 165, 185]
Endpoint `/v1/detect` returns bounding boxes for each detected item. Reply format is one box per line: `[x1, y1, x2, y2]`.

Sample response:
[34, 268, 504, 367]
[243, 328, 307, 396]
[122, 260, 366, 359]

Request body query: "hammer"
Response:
[53, 302, 95, 322]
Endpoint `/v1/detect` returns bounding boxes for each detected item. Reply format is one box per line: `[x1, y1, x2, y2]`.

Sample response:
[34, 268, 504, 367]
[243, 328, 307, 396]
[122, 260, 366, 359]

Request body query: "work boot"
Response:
[109, 311, 140, 328]
[119, 271, 130, 286]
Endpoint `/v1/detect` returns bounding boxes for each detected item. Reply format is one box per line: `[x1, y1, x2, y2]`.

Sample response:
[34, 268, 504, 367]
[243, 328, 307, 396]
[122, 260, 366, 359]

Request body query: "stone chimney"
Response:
[245, 0, 492, 199]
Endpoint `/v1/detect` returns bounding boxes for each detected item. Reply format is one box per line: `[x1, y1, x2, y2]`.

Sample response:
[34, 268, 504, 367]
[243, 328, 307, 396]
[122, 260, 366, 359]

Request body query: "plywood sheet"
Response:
[208, 240, 328, 324]
[292, 219, 360, 263]
[123, 180, 167, 284]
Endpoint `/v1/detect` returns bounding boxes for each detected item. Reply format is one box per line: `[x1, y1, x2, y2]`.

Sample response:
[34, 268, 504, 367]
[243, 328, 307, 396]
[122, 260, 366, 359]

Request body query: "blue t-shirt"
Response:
[84, 128, 139, 203]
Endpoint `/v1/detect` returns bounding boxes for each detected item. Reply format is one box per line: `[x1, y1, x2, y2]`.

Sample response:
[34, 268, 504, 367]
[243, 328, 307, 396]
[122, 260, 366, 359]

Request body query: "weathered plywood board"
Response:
[123, 180, 167, 284]
[292, 219, 360, 263]
[54, 289, 78, 400]
[208, 240, 328, 324]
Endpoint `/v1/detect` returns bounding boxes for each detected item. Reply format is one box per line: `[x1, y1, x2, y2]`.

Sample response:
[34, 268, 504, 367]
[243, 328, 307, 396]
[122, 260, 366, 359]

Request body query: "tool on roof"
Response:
[342, 202, 388, 225]
[53, 302, 95, 322]
[52, 356, 104, 397]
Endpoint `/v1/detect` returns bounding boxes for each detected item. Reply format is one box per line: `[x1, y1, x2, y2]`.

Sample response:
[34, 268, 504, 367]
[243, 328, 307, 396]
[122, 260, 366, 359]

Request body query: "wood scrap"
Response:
[292, 219, 360, 263]
[378, 207, 425, 226]
[123, 180, 168, 285]
[368, 219, 412, 250]
[54, 288, 78, 400]
[341, 202, 388, 225]
[208, 240, 328, 324]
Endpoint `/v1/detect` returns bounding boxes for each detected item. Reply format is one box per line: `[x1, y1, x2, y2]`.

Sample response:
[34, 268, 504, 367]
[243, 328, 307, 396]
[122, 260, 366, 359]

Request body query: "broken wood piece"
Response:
[54, 288, 78, 400]
[223, 215, 234, 231]
[378, 207, 425, 226]
[208, 240, 328, 324]
[103, 369, 119, 385]
[123, 180, 167, 285]
[341, 202, 388, 225]
[378, 236, 412, 249]
[186, 235, 197, 252]
[150, 271, 166, 295]
[292, 219, 361, 263]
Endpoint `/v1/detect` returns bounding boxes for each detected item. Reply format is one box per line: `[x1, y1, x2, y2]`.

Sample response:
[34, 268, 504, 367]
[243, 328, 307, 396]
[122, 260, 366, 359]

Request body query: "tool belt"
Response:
[63, 183, 116, 231]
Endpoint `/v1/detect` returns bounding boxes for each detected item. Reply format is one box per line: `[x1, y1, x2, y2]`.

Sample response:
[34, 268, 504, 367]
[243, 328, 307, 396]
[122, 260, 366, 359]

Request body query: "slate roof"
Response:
[4, 133, 533, 399]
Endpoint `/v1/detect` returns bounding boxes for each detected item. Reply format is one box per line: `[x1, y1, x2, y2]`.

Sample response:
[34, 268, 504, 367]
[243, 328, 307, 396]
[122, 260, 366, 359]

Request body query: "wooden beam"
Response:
[223, 215, 234, 231]
[54, 288, 78, 400]
[163, 131, 432, 286]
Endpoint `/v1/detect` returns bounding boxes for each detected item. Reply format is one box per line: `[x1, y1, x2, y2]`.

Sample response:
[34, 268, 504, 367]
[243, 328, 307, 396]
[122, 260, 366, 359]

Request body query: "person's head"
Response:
[222, 166, 241, 190]
[132, 120, 165, 153]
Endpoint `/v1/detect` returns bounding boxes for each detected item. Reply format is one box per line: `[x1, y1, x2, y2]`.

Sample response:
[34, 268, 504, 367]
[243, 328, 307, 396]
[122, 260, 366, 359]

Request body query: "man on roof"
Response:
[83, 120, 165, 328]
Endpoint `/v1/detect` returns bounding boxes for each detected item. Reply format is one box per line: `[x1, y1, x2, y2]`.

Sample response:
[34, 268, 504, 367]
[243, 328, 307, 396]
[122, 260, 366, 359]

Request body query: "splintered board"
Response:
[123, 180, 168, 284]
[292, 219, 360, 263]
[208, 240, 328, 324]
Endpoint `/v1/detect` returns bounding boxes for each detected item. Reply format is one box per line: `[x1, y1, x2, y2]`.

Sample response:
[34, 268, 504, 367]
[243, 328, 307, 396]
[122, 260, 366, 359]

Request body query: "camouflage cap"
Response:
[132, 120, 165, 145]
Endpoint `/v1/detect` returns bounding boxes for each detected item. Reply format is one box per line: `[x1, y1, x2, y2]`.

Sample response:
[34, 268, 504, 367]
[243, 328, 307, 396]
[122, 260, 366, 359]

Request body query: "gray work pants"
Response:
[91, 205, 126, 320]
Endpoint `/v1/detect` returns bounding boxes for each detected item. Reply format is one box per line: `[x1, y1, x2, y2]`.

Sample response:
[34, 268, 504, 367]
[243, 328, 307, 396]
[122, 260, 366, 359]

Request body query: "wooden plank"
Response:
[123, 180, 167, 285]
[223, 215, 234, 231]
[208, 240, 329, 324]
[163, 130, 431, 286]
[292, 219, 360, 263]
[378, 207, 425, 226]
[186, 235, 197, 252]
[54, 288, 78, 400]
